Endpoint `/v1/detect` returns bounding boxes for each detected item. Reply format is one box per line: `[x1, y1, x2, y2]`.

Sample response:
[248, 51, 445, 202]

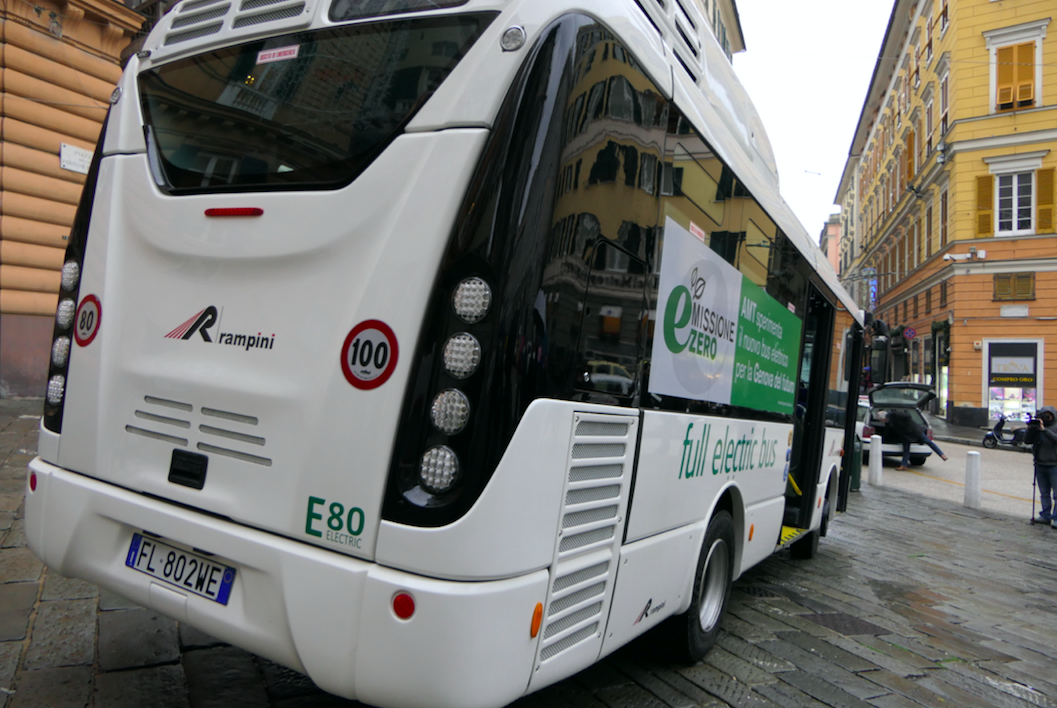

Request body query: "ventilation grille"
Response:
[171, 5, 230, 28]
[180, 0, 226, 12]
[164, 22, 223, 46]
[233, 1, 304, 28]
[240, 0, 290, 11]
[536, 414, 634, 666]
[127, 396, 270, 467]
[538, 565, 608, 663]
[155, 0, 314, 58]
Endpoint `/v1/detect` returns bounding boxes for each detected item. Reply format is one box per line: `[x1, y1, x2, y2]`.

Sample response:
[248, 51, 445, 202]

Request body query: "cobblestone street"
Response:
[2, 397, 1056, 708]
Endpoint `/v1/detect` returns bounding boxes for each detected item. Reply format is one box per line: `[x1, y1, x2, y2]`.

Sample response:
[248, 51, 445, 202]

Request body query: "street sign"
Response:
[904, 327, 916, 340]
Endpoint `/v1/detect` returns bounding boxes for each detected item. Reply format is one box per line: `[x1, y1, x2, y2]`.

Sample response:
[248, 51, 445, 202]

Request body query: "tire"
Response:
[789, 528, 820, 559]
[983, 436, 998, 449]
[668, 510, 735, 663]
[909, 456, 927, 466]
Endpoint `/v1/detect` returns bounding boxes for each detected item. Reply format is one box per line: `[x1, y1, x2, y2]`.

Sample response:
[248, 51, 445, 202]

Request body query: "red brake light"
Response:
[863, 425, 875, 438]
[204, 208, 263, 217]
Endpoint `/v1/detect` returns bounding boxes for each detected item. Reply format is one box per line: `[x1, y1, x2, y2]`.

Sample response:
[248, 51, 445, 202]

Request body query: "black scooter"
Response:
[982, 413, 1034, 450]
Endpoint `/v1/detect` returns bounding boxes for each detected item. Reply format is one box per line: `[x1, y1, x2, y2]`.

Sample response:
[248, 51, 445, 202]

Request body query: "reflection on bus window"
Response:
[139, 15, 494, 193]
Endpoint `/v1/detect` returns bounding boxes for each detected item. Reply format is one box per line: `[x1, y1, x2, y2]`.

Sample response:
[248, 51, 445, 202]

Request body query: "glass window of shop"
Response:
[987, 342, 1039, 421]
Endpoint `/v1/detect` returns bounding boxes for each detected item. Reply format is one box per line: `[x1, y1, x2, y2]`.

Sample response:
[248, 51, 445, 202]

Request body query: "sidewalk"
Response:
[928, 414, 988, 447]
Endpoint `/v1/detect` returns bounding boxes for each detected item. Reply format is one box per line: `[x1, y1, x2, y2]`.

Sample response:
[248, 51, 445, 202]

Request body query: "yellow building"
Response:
[0, 0, 142, 395]
[837, 0, 1056, 427]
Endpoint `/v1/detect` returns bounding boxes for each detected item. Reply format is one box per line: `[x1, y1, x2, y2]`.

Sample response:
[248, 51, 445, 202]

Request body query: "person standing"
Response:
[887, 409, 948, 470]
[1026, 406, 1057, 527]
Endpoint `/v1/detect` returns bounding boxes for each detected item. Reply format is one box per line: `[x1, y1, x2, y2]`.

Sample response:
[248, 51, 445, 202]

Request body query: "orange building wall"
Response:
[0, 0, 142, 395]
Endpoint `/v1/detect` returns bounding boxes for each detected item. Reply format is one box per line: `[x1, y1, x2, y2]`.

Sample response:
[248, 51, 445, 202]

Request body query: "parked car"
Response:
[862, 383, 937, 466]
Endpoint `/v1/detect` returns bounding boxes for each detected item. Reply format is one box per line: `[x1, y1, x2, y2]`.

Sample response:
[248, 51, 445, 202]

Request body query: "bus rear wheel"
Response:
[674, 510, 734, 663]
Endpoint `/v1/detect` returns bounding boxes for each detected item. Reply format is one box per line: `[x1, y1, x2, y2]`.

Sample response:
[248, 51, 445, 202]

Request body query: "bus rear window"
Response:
[139, 13, 495, 194]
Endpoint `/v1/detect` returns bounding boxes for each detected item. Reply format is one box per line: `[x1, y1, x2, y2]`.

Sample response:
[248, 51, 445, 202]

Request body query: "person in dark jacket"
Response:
[887, 409, 948, 470]
[1027, 405, 1057, 527]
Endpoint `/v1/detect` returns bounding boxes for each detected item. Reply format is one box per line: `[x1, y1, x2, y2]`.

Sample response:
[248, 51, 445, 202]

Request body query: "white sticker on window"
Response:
[257, 46, 300, 65]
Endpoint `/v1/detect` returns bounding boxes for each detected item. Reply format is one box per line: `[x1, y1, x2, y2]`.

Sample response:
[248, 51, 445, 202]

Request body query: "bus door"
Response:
[785, 285, 835, 528]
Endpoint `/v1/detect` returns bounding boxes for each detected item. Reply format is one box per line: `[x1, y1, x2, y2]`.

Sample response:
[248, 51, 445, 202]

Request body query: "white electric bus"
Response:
[27, 0, 864, 706]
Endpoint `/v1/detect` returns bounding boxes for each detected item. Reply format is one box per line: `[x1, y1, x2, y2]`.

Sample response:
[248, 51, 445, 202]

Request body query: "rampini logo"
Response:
[166, 306, 275, 351]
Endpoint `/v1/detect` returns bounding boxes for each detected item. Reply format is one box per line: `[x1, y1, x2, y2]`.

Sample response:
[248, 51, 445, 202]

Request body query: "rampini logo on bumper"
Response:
[166, 306, 275, 351]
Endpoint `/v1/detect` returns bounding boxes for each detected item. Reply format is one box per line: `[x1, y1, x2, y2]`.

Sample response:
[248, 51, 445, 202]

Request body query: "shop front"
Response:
[985, 340, 1043, 422]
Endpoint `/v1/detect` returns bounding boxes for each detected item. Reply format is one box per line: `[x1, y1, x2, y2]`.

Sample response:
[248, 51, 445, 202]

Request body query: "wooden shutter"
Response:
[906, 129, 915, 181]
[1015, 273, 1035, 300]
[976, 175, 993, 235]
[994, 274, 1012, 300]
[1015, 42, 1034, 104]
[925, 210, 932, 257]
[1038, 167, 1054, 233]
[996, 45, 1015, 106]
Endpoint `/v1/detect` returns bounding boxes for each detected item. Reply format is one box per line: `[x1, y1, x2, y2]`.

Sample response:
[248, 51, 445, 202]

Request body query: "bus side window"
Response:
[574, 240, 647, 403]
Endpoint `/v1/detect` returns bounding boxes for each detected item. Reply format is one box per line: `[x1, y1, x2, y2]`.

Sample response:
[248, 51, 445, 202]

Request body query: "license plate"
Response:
[125, 533, 236, 605]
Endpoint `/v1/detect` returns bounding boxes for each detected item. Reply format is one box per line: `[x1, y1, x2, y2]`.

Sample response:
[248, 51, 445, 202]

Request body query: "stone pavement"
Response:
[2, 397, 1057, 708]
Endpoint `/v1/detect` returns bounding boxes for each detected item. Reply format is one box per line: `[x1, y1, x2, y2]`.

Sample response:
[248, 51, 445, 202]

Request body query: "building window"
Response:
[940, 280, 948, 307]
[925, 101, 933, 157]
[997, 172, 1033, 234]
[939, 1, 949, 35]
[984, 20, 1049, 115]
[981, 153, 1050, 236]
[940, 190, 948, 245]
[914, 294, 919, 318]
[997, 43, 1034, 112]
[926, 288, 932, 313]
[926, 205, 933, 257]
[939, 74, 949, 134]
[993, 273, 1035, 301]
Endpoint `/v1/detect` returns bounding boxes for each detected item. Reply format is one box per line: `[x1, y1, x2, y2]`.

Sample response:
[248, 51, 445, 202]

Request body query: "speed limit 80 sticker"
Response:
[74, 294, 101, 347]
[341, 320, 398, 390]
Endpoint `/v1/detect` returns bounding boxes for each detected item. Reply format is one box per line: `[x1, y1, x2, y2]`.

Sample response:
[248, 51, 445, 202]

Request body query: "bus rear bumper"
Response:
[25, 458, 547, 708]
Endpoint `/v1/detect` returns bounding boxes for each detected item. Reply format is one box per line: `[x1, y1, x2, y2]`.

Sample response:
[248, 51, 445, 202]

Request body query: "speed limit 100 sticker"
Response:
[341, 320, 398, 390]
[74, 294, 101, 346]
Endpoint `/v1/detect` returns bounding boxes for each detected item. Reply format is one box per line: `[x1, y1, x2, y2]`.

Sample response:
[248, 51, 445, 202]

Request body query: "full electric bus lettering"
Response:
[25, 3, 864, 708]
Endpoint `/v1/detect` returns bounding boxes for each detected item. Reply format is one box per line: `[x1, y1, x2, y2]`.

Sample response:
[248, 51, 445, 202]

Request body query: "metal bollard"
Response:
[964, 451, 982, 509]
[868, 435, 883, 486]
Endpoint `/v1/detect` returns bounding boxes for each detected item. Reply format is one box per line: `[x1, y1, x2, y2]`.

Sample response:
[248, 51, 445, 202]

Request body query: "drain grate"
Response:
[803, 613, 888, 636]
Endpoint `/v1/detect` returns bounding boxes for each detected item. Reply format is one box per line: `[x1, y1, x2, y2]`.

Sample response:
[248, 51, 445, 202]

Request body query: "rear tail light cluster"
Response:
[43, 118, 106, 432]
[416, 278, 493, 495]
[45, 267, 82, 416]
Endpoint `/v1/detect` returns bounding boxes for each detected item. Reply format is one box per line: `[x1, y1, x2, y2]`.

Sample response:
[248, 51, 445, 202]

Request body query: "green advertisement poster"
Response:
[650, 217, 803, 415]
[730, 278, 802, 414]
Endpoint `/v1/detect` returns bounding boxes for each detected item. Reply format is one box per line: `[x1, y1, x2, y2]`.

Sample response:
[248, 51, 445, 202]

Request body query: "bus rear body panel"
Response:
[26, 0, 864, 706]
[54, 129, 488, 560]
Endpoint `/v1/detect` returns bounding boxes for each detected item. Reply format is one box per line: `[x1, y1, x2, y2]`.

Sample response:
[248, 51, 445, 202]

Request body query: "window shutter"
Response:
[994, 274, 1011, 300]
[1038, 167, 1054, 233]
[976, 175, 993, 235]
[1015, 273, 1034, 300]
[906, 129, 915, 181]
[1015, 42, 1034, 103]
[996, 45, 1015, 106]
